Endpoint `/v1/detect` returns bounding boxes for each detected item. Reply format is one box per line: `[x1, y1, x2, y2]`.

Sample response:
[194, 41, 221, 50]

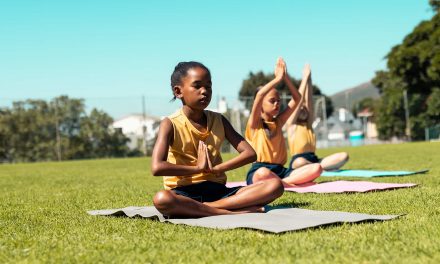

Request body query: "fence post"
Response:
[403, 90, 411, 140]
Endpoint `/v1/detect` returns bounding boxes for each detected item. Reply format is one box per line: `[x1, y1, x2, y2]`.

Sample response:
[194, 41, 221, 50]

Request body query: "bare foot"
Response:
[281, 181, 297, 188]
[282, 181, 316, 188]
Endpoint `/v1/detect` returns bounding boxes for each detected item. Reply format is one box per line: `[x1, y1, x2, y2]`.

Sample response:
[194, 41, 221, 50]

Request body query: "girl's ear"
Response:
[173, 85, 183, 99]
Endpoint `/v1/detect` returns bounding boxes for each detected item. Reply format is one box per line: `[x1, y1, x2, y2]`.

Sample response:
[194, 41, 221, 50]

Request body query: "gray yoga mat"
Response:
[88, 206, 400, 233]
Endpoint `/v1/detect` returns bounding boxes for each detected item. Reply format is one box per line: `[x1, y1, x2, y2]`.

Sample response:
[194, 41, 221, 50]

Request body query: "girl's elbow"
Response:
[151, 163, 162, 176]
[248, 150, 257, 163]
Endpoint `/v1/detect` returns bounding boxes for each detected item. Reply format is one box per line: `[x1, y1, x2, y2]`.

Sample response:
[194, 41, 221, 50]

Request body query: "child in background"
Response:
[286, 64, 349, 171]
[151, 61, 283, 218]
[245, 58, 322, 186]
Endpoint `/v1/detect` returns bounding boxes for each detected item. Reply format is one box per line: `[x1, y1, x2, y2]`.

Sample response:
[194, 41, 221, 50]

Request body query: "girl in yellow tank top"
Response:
[245, 59, 322, 187]
[286, 64, 349, 171]
[151, 61, 283, 218]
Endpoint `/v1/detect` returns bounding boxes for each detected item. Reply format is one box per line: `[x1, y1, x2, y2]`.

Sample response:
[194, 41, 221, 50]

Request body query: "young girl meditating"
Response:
[286, 64, 349, 171]
[245, 58, 322, 186]
[151, 61, 284, 218]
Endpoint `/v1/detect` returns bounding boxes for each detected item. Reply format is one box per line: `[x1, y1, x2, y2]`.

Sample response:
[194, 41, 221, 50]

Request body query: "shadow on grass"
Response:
[266, 202, 311, 211]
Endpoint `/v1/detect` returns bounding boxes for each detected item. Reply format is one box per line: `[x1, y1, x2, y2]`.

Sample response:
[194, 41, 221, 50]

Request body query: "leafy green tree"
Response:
[431, 0, 440, 11]
[372, 3, 440, 140]
[79, 109, 129, 159]
[427, 88, 440, 124]
[0, 96, 131, 163]
[239, 71, 333, 117]
[51, 96, 86, 160]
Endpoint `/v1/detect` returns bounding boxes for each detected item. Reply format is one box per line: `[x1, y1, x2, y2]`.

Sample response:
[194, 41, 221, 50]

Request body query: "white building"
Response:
[112, 114, 160, 151]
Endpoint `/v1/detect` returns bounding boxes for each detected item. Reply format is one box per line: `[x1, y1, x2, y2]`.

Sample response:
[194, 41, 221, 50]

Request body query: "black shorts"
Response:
[171, 181, 242, 203]
[289, 152, 320, 168]
[246, 162, 293, 185]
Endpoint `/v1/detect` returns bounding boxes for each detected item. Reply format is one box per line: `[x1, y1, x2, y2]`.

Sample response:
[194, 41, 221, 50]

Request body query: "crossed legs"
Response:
[292, 152, 349, 171]
[320, 152, 349, 171]
[252, 163, 322, 187]
[153, 178, 284, 218]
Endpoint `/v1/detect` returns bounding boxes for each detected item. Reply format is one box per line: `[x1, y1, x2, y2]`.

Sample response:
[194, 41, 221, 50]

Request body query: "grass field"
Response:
[1, 142, 439, 263]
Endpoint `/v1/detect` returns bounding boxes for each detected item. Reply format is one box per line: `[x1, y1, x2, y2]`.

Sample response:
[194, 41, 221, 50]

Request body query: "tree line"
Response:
[0, 96, 136, 163]
[371, 0, 440, 140]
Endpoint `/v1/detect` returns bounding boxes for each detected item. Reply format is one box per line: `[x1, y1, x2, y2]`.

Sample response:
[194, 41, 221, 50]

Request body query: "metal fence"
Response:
[426, 125, 440, 141]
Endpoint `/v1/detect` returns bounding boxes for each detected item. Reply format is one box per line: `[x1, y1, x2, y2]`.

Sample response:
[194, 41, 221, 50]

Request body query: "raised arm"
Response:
[304, 67, 314, 126]
[151, 118, 208, 176]
[285, 64, 312, 126]
[277, 65, 303, 125]
[247, 58, 285, 129]
[212, 116, 257, 173]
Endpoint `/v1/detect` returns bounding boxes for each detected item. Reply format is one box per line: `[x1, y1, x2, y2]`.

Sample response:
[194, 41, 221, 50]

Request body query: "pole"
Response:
[142, 95, 147, 155]
[345, 91, 350, 111]
[322, 96, 328, 147]
[403, 90, 411, 140]
[54, 99, 61, 161]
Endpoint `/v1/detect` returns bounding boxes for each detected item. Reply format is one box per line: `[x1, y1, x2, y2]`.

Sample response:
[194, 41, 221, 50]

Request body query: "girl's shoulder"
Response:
[204, 109, 225, 124]
[204, 109, 222, 117]
[168, 109, 183, 120]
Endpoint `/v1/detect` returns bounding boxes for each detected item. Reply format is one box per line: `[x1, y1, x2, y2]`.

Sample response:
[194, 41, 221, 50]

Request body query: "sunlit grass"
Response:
[0, 141, 439, 263]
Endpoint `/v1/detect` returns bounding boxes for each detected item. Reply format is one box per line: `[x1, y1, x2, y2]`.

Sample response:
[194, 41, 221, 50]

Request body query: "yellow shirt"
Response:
[288, 122, 316, 156]
[164, 109, 226, 190]
[245, 118, 287, 165]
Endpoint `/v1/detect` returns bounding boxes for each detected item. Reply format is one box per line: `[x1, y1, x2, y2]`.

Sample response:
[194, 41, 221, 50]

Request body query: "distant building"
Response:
[112, 114, 160, 150]
[218, 97, 228, 114]
[327, 121, 346, 140]
[357, 108, 378, 139]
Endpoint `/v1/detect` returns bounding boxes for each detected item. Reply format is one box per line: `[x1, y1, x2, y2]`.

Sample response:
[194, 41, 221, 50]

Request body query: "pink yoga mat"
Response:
[226, 181, 417, 194]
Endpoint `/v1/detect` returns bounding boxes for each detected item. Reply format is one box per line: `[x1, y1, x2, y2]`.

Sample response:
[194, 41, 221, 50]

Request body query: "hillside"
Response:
[330, 82, 380, 109]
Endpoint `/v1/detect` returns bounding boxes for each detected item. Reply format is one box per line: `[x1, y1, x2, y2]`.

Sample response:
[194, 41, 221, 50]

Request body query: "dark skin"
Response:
[151, 67, 284, 217]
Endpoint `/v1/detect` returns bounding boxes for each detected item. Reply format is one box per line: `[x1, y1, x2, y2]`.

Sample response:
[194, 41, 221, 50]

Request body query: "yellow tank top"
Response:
[288, 122, 316, 156]
[245, 118, 287, 165]
[164, 109, 226, 190]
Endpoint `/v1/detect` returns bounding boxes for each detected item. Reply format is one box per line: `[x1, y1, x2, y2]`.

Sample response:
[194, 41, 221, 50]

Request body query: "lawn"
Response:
[1, 142, 439, 263]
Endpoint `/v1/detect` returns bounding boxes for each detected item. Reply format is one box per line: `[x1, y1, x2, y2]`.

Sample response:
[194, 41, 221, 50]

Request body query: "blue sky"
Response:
[0, 0, 435, 117]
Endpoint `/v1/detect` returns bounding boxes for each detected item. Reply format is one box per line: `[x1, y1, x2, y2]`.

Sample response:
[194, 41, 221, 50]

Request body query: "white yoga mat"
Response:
[88, 206, 400, 233]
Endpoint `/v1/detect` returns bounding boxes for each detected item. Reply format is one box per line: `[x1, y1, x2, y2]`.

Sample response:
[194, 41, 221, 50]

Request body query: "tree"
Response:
[239, 71, 334, 117]
[372, 3, 440, 140]
[431, 0, 440, 12]
[0, 96, 131, 163]
[427, 88, 440, 124]
[79, 109, 129, 159]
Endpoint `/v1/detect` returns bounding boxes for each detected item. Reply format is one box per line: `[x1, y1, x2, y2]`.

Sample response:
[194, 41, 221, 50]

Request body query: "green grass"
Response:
[1, 142, 440, 263]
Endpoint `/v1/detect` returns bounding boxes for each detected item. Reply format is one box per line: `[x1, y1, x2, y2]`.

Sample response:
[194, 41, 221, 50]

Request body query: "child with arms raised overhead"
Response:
[245, 58, 322, 186]
[151, 61, 283, 218]
[286, 64, 349, 171]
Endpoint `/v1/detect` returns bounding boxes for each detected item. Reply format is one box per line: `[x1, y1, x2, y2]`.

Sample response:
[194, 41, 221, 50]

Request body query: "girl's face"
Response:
[298, 107, 309, 122]
[261, 89, 281, 117]
[175, 67, 212, 110]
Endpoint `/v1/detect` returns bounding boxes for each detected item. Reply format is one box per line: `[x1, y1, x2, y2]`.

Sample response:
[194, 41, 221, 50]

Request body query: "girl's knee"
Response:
[341, 152, 349, 162]
[153, 190, 176, 210]
[293, 158, 310, 169]
[263, 178, 284, 197]
[253, 167, 275, 182]
[309, 163, 323, 176]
